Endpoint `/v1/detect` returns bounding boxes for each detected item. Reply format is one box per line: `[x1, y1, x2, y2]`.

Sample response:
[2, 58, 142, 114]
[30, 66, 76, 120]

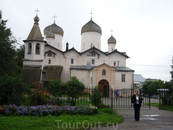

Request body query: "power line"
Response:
[127, 64, 170, 67]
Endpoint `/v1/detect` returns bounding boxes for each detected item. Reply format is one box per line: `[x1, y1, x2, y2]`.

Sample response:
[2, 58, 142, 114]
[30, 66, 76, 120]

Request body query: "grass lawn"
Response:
[146, 103, 173, 111]
[0, 108, 123, 130]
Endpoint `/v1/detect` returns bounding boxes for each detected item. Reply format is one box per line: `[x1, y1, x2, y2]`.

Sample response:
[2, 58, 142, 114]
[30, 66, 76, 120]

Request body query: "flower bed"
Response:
[0, 104, 98, 116]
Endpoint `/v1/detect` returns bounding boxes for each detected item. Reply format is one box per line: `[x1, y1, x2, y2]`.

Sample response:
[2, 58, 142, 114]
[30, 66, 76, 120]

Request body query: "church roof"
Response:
[113, 66, 134, 72]
[107, 49, 129, 58]
[44, 22, 64, 36]
[70, 65, 134, 72]
[81, 19, 102, 34]
[25, 15, 44, 41]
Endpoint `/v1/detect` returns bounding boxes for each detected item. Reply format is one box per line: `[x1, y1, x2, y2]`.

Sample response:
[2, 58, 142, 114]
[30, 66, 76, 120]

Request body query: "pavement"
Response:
[90, 106, 173, 130]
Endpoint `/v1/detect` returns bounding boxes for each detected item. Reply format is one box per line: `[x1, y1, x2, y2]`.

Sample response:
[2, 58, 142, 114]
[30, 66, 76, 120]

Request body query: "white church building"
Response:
[22, 14, 134, 95]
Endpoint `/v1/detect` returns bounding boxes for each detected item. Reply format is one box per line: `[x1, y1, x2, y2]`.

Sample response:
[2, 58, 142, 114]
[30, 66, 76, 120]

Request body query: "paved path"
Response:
[90, 106, 173, 130]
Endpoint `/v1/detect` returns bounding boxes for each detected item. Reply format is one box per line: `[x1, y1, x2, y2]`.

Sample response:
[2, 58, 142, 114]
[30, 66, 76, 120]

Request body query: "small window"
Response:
[102, 69, 106, 75]
[71, 59, 74, 64]
[114, 61, 116, 66]
[36, 43, 40, 54]
[48, 59, 51, 64]
[28, 43, 32, 54]
[48, 52, 52, 57]
[92, 59, 95, 65]
[122, 74, 125, 82]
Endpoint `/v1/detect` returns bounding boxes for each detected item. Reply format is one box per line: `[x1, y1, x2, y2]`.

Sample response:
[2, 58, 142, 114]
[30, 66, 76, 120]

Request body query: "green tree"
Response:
[47, 79, 64, 96]
[0, 75, 27, 105]
[0, 11, 20, 76]
[141, 80, 153, 95]
[90, 86, 102, 107]
[15, 44, 25, 71]
[148, 80, 164, 95]
[65, 76, 85, 105]
[170, 58, 173, 82]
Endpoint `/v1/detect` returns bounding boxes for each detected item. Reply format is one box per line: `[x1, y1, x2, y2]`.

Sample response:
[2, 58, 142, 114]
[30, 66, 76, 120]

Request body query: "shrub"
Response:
[90, 87, 102, 108]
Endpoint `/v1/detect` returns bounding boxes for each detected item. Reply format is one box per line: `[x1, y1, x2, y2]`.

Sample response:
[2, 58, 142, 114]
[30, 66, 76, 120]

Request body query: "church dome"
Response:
[46, 30, 55, 39]
[108, 35, 116, 44]
[34, 15, 39, 23]
[81, 19, 102, 34]
[44, 22, 64, 36]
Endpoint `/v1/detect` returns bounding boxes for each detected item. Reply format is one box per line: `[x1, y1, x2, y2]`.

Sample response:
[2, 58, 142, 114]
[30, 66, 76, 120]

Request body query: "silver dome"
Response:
[81, 19, 102, 34]
[108, 35, 116, 44]
[44, 22, 64, 36]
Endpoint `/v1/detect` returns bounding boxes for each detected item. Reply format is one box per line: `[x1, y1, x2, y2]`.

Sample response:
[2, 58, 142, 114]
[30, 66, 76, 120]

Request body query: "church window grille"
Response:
[48, 59, 51, 64]
[121, 74, 125, 82]
[92, 59, 95, 65]
[36, 43, 40, 54]
[48, 52, 52, 57]
[28, 43, 32, 54]
[71, 59, 74, 64]
[92, 53, 96, 56]
[102, 69, 106, 75]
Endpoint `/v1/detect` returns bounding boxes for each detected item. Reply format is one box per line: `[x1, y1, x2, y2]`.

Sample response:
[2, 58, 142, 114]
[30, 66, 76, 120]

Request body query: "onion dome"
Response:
[34, 15, 39, 23]
[108, 35, 116, 44]
[81, 19, 102, 34]
[44, 22, 64, 36]
[46, 30, 55, 39]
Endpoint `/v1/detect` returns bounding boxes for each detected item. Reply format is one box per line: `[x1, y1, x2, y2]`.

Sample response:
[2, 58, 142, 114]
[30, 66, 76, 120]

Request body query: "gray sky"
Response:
[1, 0, 173, 81]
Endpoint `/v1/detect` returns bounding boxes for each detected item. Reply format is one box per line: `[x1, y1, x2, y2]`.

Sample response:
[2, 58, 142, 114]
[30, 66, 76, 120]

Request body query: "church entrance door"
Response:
[98, 80, 109, 97]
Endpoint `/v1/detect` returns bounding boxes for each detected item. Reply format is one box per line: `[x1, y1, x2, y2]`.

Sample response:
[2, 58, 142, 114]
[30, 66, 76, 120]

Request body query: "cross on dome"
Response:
[35, 8, 39, 16]
[110, 29, 114, 36]
[52, 14, 57, 23]
[89, 11, 94, 19]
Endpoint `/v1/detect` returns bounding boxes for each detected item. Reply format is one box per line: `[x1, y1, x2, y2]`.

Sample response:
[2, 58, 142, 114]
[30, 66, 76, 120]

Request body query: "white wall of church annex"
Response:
[114, 71, 133, 89]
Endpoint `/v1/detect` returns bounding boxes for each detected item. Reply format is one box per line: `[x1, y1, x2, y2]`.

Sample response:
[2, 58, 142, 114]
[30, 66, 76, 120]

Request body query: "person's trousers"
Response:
[133, 104, 141, 120]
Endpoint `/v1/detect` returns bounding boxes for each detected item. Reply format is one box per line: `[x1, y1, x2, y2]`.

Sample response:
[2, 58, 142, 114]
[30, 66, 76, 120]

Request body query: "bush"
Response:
[90, 87, 102, 108]
[0, 75, 27, 105]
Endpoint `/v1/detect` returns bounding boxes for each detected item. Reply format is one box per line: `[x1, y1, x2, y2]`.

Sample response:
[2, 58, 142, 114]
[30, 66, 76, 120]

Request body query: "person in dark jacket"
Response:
[131, 90, 143, 121]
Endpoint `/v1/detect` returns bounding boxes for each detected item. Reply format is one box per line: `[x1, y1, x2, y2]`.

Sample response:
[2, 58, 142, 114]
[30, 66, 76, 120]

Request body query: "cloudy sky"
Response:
[1, 0, 173, 81]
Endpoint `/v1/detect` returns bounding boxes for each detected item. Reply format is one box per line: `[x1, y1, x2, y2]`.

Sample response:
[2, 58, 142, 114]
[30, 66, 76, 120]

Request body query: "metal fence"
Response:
[51, 88, 151, 109]
[158, 89, 173, 110]
[3, 87, 151, 109]
[99, 88, 150, 109]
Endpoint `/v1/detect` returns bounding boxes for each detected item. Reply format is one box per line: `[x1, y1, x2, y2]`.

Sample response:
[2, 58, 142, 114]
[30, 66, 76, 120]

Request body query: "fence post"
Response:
[149, 93, 151, 110]
[111, 88, 113, 109]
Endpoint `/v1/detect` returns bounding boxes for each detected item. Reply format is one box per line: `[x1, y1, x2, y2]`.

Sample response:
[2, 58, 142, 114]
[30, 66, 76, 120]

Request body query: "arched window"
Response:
[114, 61, 116, 66]
[36, 43, 40, 54]
[71, 59, 74, 64]
[28, 43, 32, 54]
[92, 59, 95, 65]
[102, 69, 106, 75]
[48, 59, 51, 64]
[91, 43, 93, 48]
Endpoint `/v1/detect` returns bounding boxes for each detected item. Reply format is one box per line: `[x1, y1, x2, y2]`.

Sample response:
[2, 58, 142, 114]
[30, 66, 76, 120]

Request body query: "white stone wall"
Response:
[81, 32, 101, 52]
[78, 50, 126, 67]
[45, 34, 62, 50]
[108, 43, 116, 53]
[114, 71, 133, 89]
[71, 70, 90, 86]
[24, 41, 45, 60]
